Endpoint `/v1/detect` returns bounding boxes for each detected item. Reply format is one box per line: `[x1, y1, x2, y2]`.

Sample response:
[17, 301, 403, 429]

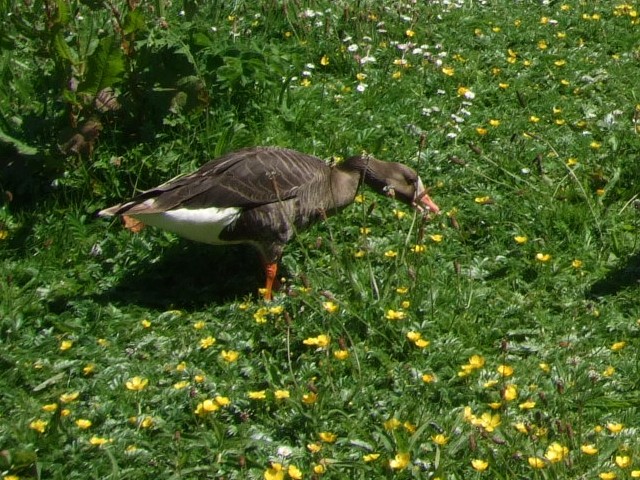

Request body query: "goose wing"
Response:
[104, 147, 329, 215]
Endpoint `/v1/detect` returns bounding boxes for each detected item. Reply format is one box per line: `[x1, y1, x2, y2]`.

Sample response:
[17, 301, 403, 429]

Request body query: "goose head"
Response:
[343, 155, 441, 215]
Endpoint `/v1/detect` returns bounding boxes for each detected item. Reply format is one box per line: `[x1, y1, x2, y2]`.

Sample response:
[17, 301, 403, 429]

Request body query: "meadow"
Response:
[1, 1, 640, 478]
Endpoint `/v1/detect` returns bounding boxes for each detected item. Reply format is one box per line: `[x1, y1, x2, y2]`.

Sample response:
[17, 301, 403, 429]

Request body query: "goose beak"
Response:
[415, 191, 441, 215]
[414, 179, 440, 215]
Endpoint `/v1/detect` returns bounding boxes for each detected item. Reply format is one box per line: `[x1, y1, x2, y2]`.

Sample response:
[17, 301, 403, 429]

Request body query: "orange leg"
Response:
[262, 262, 278, 301]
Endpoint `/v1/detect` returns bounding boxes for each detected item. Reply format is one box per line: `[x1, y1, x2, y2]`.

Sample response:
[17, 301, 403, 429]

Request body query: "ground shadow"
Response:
[95, 242, 266, 310]
[587, 251, 640, 298]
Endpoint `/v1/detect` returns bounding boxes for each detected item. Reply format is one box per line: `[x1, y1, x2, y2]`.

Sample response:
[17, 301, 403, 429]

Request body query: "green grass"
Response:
[2, 1, 640, 479]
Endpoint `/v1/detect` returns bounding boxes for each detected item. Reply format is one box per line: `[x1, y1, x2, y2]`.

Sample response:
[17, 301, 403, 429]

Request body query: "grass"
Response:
[1, 1, 640, 479]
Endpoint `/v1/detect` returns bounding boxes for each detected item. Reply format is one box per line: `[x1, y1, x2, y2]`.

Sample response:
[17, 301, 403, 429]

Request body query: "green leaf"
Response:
[54, 0, 71, 25]
[53, 30, 79, 65]
[78, 36, 125, 96]
[0, 127, 39, 156]
[123, 9, 146, 35]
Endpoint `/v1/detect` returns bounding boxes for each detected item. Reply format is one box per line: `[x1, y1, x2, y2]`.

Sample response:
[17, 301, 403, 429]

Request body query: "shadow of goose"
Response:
[95, 242, 264, 310]
[587, 251, 640, 298]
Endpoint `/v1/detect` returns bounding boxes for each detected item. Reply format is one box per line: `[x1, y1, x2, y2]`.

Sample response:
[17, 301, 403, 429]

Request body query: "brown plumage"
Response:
[99, 146, 440, 300]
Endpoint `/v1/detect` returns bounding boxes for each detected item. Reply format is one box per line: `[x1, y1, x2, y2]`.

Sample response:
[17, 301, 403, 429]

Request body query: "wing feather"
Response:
[104, 147, 330, 216]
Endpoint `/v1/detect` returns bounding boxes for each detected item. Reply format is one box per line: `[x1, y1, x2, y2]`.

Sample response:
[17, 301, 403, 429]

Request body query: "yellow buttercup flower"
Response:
[303, 334, 330, 348]
[195, 399, 220, 416]
[248, 390, 266, 400]
[469, 355, 486, 369]
[322, 301, 338, 313]
[606, 422, 624, 434]
[528, 457, 546, 469]
[199, 336, 216, 349]
[75, 419, 92, 429]
[599, 473, 617, 480]
[60, 391, 80, 403]
[220, 350, 240, 362]
[302, 392, 318, 404]
[432, 434, 449, 445]
[503, 384, 518, 401]
[474, 196, 492, 205]
[611, 341, 626, 351]
[393, 209, 407, 219]
[254, 307, 269, 323]
[471, 459, 489, 471]
[536, 253, 551, 262]
[441, 66, 455, 76]
[125, 377, 149, 392]
[29, 419, 48, 433]
[333, 349, 349, 360]
[140, 416, 154, 428]
[307, 442, 321, 453]
[193, 320, 206, 330]
[406, 331, 421, 342]
[264, 462, 284, 480]
[89, 436, 111, 446]
[385, 309, 406, 321]
[519, 400, 536, 410]
[389, 452, 410, 470]
[497, 364, 514, 377]
[422, 373, 436, 383]
[514, 422, 528, 434]
[545, 442, 569, 463]
[42, 403, 58, 412]
[470, 412, 501, 432]
[403, 421, 416, 433]
[319, 431, 337, 443]
[581, 444, 598, 455]
[287, 465, 303, 480]
[615, 455, 631, 468]
[384, 417, 401, 431]
[363, 453, 380, 462]
[274, 389, 290, 400]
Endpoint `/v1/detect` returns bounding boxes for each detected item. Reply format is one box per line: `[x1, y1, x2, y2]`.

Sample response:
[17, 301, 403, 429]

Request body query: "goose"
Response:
[99, 146, 440, 300]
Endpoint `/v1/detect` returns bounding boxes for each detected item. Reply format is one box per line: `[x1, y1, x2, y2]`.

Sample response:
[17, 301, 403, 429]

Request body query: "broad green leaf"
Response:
[0, 127, 38, 156]
[123, 9, 146, 35]
[54, 0, 71, 25]
[78, 36, 125, 96]
[53, 30, 79, 65]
